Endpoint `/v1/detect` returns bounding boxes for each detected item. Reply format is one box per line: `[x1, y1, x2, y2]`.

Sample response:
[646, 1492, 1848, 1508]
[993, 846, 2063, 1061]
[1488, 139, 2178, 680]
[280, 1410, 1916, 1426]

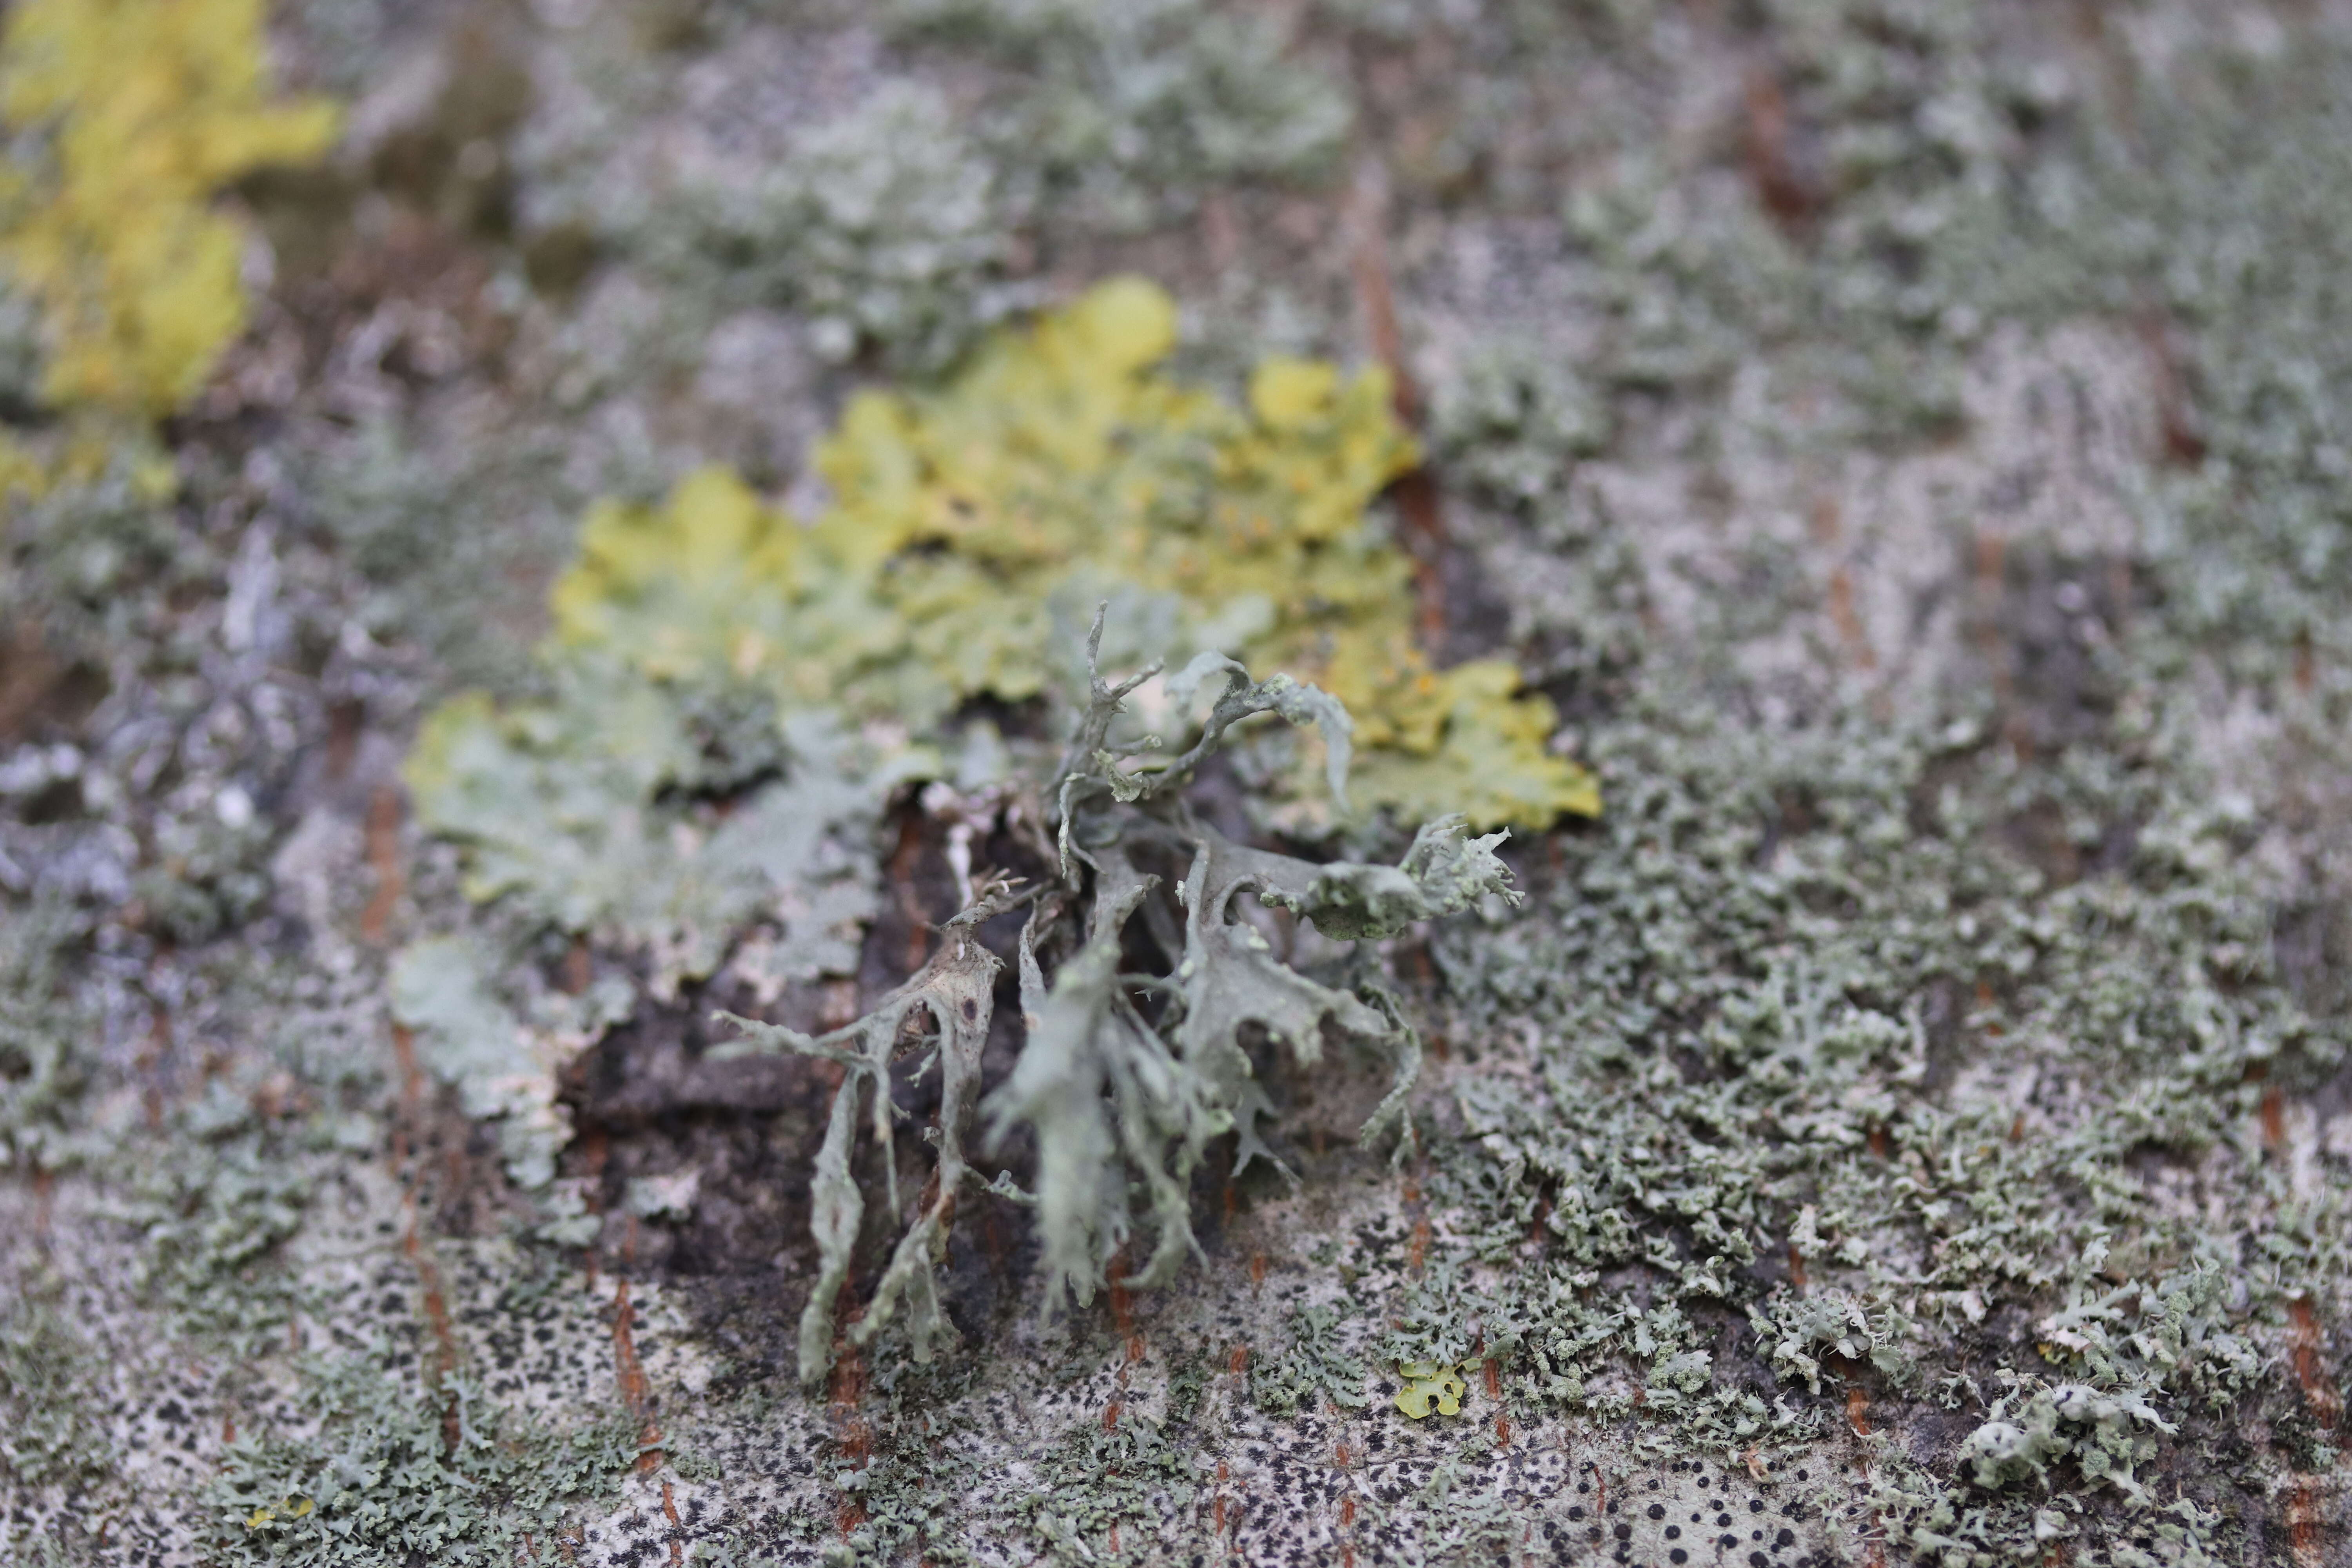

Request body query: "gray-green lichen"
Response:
[1249, 1302, 1369, 1417]
[0, 897, 91, 1172]
[407, 694, 884, 1004]
[890, 0, 1352, 231]
[655, 80, 1033, 373]
[389, 935, 632, 1193]
[715, 910, 1004, 1385]
[722, 616, 1514, 1383]
[0, 1296, 113, 1488]
[204, 1350, 638, 1568]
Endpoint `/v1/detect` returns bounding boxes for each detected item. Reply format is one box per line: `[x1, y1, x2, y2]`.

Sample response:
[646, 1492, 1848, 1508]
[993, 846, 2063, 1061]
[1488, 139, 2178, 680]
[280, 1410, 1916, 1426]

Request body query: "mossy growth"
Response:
[0, 0, 340, 441]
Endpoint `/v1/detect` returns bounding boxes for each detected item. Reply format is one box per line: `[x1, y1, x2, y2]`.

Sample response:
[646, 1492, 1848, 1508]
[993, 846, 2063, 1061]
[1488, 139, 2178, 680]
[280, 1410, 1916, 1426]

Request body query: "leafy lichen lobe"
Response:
[524, 278, 1597, 831]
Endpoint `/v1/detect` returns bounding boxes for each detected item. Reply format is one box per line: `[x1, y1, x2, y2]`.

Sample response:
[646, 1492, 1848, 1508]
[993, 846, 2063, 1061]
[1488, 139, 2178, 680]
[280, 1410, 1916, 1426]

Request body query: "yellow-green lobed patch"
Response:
[0, 0, 339, 494]
[0, 0, 340, 417]
[535, 277, 1597, 830]
[1394, 1360, 1466, 1419]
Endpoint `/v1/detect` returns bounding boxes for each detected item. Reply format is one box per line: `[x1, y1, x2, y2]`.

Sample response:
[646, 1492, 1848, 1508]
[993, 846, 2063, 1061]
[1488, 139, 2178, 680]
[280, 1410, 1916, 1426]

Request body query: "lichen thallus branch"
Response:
[716, 610, 1520, 1383]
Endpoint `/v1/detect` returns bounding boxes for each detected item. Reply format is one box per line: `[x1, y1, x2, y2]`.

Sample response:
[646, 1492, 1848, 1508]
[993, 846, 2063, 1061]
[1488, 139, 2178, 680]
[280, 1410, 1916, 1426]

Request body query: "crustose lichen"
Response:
[717, 610, 1519, 1383]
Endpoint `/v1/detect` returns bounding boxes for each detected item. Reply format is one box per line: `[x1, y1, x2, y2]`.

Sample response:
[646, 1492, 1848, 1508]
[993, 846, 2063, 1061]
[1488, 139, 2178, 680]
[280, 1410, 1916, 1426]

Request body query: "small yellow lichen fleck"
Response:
[243, 1495, 313, 1530]
[0, 0, 341, 421]
[1395, 1361, 1466, 1419]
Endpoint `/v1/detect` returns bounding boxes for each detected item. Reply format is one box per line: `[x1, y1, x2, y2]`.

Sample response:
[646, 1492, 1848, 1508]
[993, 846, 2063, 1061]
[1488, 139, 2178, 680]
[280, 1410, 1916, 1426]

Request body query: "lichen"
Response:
[402, 279, 1597, 1258]
[5, 0, 2349, 1558]
[1397, 673, 2332, 1553]
[298, 418, 578, 692]
[889, 0, 1351, 231]
[388, 936, 632, 1193]
[519, 278, 1595, 831]
[1392, 1360, 1465, 1420]
[405, 695, 884, 1002]
[1251, 1302, 1370, 1416]
[723, 615, 1516, 1380]
[0, 0, 339, 426]
[127, 1100, 316, 1346]
[657, 81, 1032, 373]
[0, 1296, 112, 1487]
[0, 896, 91, 1173]
[712, 901, 1006, 1383]
[204, 1349, 638, 1567]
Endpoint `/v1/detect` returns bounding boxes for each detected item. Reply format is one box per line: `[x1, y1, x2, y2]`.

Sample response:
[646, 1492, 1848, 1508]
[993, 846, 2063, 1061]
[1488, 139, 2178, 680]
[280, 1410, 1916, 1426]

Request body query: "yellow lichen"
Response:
[0, 0, 341, 423]
[1394, 1360, 1466, 1419]
[544, 277, 1598, 828]
[243, 1495, 312, 1530]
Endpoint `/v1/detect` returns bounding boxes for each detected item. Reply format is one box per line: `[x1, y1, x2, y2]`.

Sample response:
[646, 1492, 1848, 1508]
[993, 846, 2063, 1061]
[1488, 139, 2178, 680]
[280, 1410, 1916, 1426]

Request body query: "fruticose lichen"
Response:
[720, 612, 1517, 1383]
[395, 272, 1592, 1225]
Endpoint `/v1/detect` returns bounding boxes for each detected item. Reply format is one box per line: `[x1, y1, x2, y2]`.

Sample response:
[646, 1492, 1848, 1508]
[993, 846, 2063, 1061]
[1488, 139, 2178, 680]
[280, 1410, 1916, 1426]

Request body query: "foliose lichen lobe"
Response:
[499, 277, 1596, 832]
[0, 0, 339, 425]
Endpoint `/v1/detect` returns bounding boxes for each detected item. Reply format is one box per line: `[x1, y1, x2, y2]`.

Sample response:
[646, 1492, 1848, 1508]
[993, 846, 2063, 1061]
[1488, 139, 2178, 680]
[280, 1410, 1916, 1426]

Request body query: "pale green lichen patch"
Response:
[1250, 1302, 1371, 1417]
[126, 1100, 319, 1347]
[653, 80, 1033, 373]
[1397, 683, 2332, 1538]
[0, 897, 93, 1173]
[887, 0, 1352, 232]
[388, 936, 634, 1193]
[406, 694, 885, 1004]
[204, 1350, 639, 1568]
[0, 1297, 113, 1487]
